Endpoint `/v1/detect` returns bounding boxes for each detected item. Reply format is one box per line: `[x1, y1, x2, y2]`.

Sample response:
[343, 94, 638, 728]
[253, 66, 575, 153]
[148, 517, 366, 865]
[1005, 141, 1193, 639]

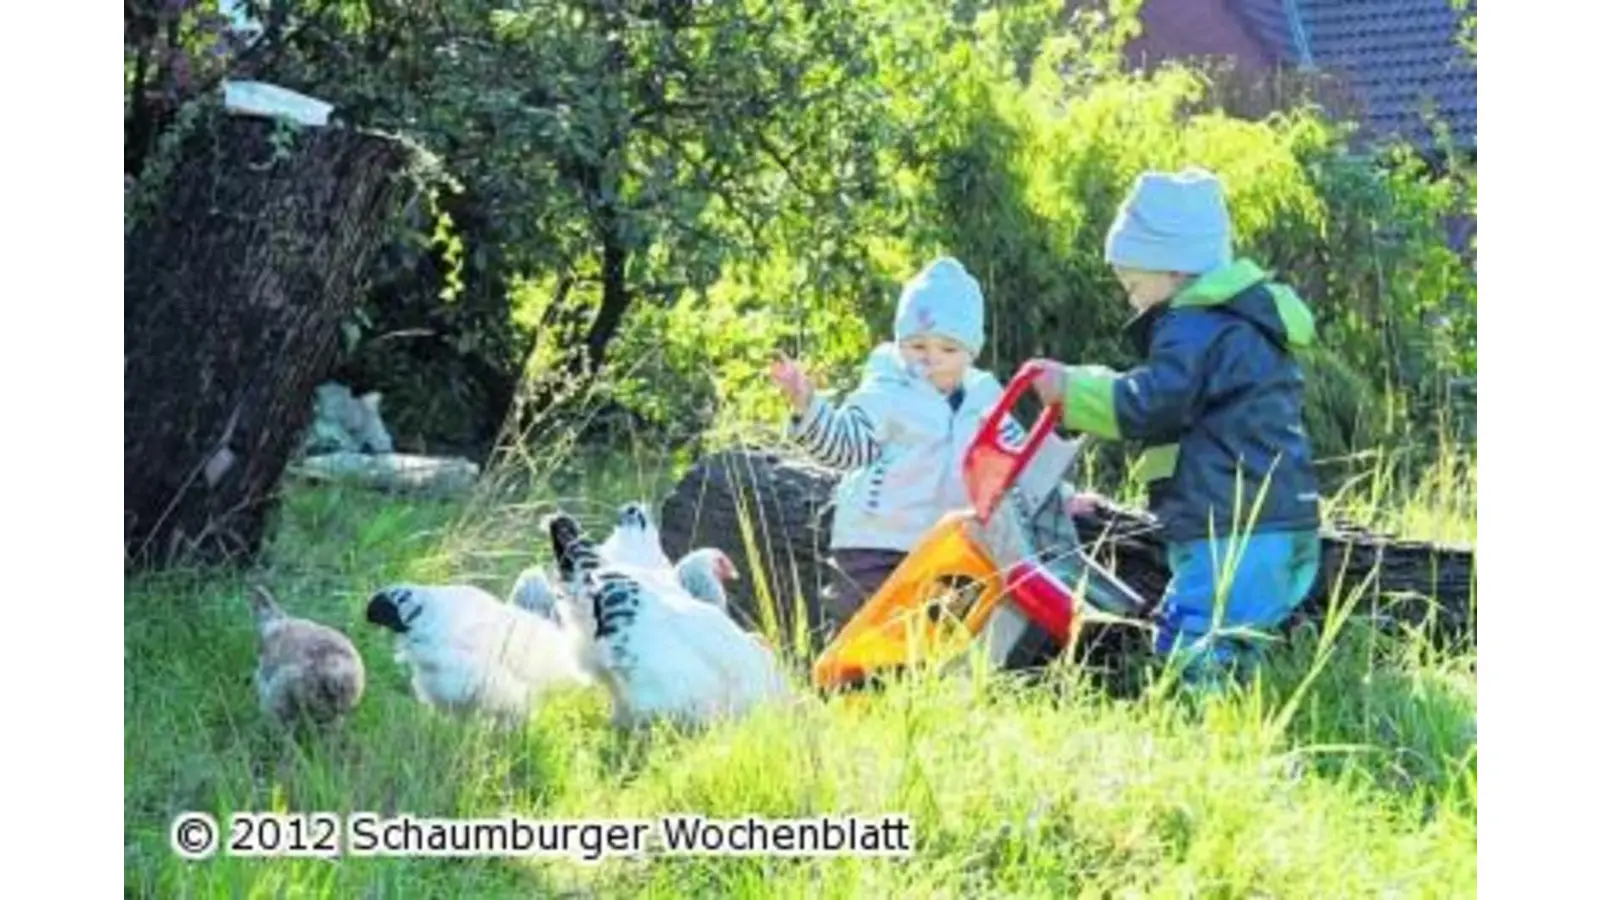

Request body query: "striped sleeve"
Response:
[789, 396, 883, 470]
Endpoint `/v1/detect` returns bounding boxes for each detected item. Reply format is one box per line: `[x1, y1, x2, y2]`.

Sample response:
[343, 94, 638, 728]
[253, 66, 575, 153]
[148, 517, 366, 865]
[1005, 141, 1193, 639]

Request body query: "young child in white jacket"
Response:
[771, 257, 1063, 634]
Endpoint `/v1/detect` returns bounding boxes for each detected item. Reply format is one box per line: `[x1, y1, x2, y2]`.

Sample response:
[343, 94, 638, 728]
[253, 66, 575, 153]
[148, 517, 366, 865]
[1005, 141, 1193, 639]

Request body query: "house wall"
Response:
[1123, 0, 1276, 72]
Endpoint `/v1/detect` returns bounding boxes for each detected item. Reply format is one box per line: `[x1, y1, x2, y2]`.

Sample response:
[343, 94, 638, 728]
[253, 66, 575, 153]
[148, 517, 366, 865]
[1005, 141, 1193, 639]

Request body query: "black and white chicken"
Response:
[364, 578, 592, 727]
[508, 505, 742, 687]
[544, 509, 790, 731]
[511, 543, 737, 617]
[596, 502, 740, 612]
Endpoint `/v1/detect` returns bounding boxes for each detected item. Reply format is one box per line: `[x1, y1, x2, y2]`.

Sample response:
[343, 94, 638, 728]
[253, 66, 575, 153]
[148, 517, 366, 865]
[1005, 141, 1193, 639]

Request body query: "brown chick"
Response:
[249, 585, 366, 731]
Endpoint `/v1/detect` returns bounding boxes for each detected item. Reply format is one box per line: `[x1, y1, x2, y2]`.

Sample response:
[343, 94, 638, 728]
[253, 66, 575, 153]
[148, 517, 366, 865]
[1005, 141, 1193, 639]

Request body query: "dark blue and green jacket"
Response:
[1060, 260, 1322, 543]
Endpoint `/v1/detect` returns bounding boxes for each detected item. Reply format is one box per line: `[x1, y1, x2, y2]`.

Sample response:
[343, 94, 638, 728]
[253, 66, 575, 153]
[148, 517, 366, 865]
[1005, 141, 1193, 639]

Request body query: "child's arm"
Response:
[770, 352, 884, 469]
[790, 394, 884, 469]
[1031, 331, 1205, 441]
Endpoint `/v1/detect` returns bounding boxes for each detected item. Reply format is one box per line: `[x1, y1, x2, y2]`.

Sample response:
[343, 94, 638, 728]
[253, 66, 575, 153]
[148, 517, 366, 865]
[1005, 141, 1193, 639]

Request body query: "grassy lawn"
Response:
[124, 448, 1475, 898]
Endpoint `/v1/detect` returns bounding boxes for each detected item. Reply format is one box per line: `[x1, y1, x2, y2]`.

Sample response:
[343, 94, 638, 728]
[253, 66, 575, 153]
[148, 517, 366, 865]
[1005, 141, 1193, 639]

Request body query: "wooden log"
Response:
[658, 447, 1476, 662]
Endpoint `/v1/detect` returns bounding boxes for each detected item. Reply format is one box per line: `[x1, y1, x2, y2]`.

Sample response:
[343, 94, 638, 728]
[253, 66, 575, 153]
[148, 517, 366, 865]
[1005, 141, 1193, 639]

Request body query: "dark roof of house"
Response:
[1231, 0, 1476, 153]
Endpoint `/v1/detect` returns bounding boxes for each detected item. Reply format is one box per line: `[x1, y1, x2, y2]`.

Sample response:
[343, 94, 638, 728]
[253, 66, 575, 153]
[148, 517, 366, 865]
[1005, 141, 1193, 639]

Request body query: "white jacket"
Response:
[791, 342, 1049, 553]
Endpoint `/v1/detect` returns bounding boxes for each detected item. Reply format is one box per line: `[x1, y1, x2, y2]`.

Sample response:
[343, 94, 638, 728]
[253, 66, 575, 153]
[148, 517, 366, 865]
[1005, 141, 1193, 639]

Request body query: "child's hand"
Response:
[1066, 491, 1106, 518]
[769, 351, 815, 414]
[1029, 360, 1119, 408]
[1028, 359, 1069, 407]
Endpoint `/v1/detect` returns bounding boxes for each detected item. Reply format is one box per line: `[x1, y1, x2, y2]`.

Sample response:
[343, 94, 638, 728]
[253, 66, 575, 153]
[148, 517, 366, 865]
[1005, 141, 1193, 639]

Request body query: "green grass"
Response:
[124, 446, 1475, 898]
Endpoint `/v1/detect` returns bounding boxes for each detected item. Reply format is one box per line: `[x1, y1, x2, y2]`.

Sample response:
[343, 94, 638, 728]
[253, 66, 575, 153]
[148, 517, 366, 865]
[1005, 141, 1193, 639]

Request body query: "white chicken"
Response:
[545, 509, 790, 731]
[672, 547, 739, 612]
[508, 507, 740, 686]
[508, 560, 610, 687]
[511, 546, 736, 618]
[364, 579, 592, 727]
[597, 501, 674, 569]
[508, 506, 668, 691]
[508, 564, 562, 621]
[595, 502, 740, 613]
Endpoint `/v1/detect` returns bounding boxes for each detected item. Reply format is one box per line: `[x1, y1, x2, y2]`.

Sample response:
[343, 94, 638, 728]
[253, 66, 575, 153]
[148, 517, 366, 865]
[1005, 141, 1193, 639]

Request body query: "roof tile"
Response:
[1230, 0, 1476, 150]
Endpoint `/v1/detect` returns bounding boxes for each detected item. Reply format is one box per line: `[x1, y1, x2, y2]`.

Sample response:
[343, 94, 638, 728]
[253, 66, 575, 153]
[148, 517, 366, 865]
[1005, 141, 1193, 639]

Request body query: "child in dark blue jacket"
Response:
[1032, 167, 1322, 687]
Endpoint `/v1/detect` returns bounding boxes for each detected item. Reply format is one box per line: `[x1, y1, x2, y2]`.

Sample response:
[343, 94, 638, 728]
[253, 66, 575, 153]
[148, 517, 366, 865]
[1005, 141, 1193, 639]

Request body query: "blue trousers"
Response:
[1156, 529, 1321, 685]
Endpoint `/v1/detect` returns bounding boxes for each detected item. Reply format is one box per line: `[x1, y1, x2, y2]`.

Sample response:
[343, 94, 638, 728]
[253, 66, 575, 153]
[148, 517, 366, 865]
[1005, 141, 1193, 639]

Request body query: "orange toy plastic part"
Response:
[812, 512, 1011, 689]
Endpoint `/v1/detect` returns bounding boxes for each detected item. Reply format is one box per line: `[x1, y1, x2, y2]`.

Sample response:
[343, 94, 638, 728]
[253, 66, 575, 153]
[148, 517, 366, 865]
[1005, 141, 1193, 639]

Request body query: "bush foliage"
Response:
[125, 0, 1475, 483]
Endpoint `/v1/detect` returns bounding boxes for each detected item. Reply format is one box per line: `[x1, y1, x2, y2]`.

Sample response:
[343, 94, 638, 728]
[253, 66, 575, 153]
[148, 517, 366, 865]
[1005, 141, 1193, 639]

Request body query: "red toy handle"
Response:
[962, 359, 1063, 523]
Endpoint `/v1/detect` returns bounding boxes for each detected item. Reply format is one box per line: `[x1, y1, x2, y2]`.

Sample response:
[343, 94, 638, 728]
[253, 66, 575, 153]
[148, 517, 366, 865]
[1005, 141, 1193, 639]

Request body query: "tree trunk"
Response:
[124, 105, 417, 571]
[658, 448, 1476, 659]
[582, 224, 631, 379]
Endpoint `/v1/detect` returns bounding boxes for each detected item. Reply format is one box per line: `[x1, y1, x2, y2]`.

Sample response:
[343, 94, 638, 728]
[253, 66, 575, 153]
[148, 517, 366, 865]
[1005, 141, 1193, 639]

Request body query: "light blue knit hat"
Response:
[1104, 167, 1234, 275]
[893, 256, 986, 355]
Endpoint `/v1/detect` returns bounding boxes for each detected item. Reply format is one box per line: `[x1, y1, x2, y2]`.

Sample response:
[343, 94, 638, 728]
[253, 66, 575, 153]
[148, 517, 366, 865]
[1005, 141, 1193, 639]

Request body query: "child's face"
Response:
[899, 334, 972, 394]
[1114, 267, 1189, 312]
